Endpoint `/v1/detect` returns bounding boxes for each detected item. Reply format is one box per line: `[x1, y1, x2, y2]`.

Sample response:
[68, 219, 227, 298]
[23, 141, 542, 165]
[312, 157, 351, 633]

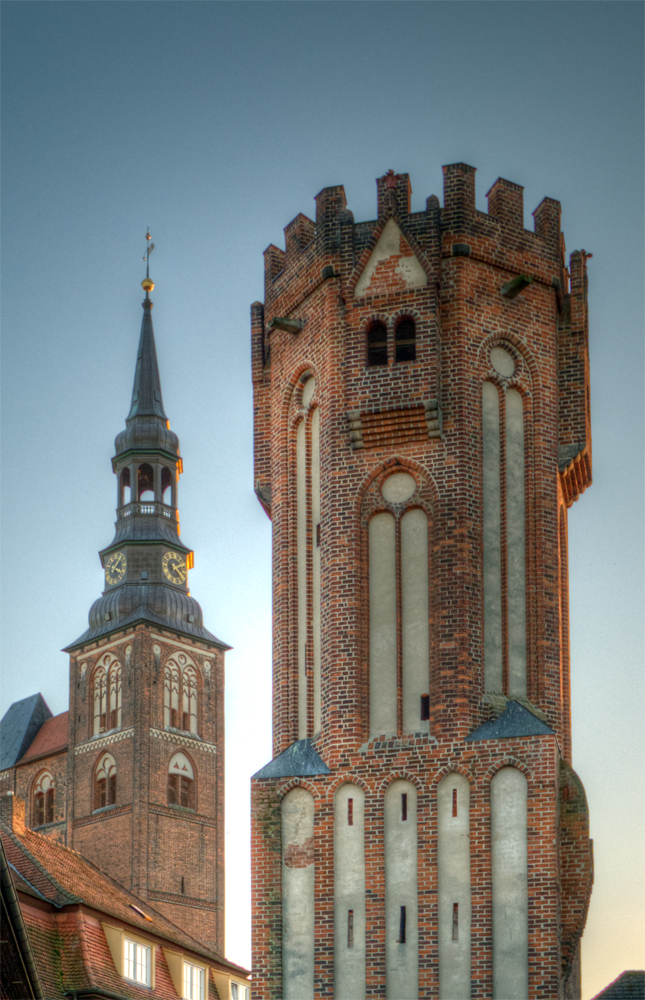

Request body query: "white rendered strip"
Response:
[491, 768, 528, 999]
[334, 785, 366, 1000]
[369, 513, 397, 736]
[385, 780, 418, 999]
[482, 382, 503, 691]
[506, 389, 527, 696]
[282, 787, 315, 1000]
[297, 420, 308, 738]
[401, 508, 430, 734]
[438, 774, 471, 999]
[311, 408, 321, 734]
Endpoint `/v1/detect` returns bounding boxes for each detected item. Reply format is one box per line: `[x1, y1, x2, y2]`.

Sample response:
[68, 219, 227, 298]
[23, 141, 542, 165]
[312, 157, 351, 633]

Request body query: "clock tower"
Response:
[64, 269, 228, 953]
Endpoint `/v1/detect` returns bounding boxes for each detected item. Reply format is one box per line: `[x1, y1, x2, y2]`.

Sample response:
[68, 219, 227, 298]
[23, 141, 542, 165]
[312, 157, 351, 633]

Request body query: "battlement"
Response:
[262, 164, 568, 315]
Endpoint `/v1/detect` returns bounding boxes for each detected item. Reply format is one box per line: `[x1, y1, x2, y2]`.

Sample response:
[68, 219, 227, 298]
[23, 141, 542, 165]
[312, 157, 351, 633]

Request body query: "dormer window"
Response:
[183, 961, 205, 1000]
[124, 938, 151, 986]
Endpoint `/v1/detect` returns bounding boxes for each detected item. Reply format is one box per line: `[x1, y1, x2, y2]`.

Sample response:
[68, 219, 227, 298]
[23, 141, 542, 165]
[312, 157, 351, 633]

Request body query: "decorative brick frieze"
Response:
[74, 728, 134, 755]
[149, 728, 218, 754]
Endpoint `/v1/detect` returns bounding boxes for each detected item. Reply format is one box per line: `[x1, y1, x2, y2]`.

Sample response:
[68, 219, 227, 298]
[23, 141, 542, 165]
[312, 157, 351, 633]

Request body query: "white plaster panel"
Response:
[438, 774, 471, 999]
[354, 220, 427, 297]
[302, 375, 316, 407]
[482, 382, 503, 691]
[282, 788, 315, 1000]
[401, 508, 430, 734]
[369, 513, 397, 736]
[311, 407, 321, 734]
[506, 390, 527, 696]
[334, 785, 366, 1000]
[297, 420, 308, 738]
[384, 780, 418, 999]
[382, 472, 416, 504]
[490, 347, 515, 378]
[491, 768, 528, 1000]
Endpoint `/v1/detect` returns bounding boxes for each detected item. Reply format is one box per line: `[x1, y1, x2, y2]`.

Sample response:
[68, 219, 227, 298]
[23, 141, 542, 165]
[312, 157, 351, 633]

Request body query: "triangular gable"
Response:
[465, 700, 555, 742]
[354, 218, 427, 298]
[252, 738, 330, 779]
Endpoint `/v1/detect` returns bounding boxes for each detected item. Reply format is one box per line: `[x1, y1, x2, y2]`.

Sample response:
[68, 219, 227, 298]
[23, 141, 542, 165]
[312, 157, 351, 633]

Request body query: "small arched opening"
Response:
[33, 771, 55, 827]
[137, 463, 155, 501]
[167, 752, 195, 809]
[94, 753, 117, 810]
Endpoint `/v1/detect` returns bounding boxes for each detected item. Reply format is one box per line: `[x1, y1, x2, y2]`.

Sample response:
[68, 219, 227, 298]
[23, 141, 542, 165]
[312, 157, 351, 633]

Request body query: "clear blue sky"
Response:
[2, 3, 643, 994]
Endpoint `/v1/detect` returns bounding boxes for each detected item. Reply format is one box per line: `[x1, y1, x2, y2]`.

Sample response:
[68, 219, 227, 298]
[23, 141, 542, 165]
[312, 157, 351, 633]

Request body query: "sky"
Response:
[1, 2, 643, 995]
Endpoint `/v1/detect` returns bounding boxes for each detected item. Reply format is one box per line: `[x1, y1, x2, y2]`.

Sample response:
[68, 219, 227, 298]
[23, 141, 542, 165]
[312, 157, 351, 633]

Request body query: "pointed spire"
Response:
[126, 299, 168, 421]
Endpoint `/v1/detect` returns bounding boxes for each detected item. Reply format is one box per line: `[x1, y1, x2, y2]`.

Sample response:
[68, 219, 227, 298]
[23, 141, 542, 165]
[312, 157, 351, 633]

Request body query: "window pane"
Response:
[367, 322, 387, 366]
[124, 939, 135, 979]
[231, 984, 239, 1000]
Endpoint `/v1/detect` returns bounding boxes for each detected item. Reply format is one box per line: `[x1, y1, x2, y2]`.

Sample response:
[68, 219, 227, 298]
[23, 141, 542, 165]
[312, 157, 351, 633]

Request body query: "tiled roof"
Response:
[592, 971, 645, 999]
[0, 823, 238, 968]
[17, 712, 68, 764]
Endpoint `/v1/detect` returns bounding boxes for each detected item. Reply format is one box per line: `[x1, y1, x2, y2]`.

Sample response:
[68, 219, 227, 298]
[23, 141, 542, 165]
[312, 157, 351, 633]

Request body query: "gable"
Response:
[354, 219, 427, 297]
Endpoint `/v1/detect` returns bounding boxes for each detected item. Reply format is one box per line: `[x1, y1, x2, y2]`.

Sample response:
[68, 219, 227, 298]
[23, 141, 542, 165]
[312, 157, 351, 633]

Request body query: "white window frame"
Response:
[230, 983, 250, 1000]
[183, 960, 205, 1000]
[124, 937, 151, 986]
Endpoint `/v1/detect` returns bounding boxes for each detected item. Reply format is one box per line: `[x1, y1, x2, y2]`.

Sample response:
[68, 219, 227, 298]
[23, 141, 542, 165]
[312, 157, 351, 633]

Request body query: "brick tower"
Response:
[63, 265, 228, 952]
[250, 165, 593, 998]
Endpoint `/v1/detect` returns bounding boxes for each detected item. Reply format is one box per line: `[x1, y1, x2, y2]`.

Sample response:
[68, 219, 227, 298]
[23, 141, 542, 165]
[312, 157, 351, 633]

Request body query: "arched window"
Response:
[137, 463, 155, 501]
[109, 663, 122, 731]
[119, 467, 131, 506]
[92, 665, 108, 735]
[161, 466, 173, 506]
[163, 657, 199, 734]
[367, 321, 387, 367]
[395, 317, 416, 362]
[167, 752, 195, 809]
[182, 666, 198, 734]
[94, 753, 117, 810]
[33, 771, 54, 827]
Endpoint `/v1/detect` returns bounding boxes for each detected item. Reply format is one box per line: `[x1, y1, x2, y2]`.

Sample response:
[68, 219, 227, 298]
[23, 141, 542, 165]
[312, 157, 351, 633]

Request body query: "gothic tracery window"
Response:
[94, 753, 117, 810]
[92, 655, 122, 735]
[163, 655, 199, 734]
[33, 771, 55, 827]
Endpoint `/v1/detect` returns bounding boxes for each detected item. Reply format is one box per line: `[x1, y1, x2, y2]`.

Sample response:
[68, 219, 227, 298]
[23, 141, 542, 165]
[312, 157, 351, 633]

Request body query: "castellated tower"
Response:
[63, 280, 228, 953]
[250, 165, 594, 998]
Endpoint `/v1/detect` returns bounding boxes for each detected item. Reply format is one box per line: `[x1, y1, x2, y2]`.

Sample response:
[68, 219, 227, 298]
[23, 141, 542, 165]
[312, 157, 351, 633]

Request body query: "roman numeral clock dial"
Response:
[105, 551, 126, 585]
[163, 551, 187, 585]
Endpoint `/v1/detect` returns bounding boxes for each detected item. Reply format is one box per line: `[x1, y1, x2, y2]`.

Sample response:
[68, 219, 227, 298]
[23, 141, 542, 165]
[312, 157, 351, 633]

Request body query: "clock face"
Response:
[105, 551, 127, 585]
[163, 551, 187, 585]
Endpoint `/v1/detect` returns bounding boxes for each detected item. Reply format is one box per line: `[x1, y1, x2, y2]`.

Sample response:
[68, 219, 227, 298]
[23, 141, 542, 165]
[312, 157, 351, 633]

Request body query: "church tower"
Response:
[64, 261, 228, 953]
[250, 166, 594, 998]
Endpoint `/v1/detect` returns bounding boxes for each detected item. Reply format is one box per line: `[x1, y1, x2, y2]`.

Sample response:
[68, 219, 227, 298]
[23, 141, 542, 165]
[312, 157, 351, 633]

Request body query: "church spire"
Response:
[126, 231, 167, 423]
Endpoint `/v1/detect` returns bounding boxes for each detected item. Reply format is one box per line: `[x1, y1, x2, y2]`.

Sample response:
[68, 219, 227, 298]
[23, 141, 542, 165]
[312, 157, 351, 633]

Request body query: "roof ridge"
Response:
[2, 825, 79, 906]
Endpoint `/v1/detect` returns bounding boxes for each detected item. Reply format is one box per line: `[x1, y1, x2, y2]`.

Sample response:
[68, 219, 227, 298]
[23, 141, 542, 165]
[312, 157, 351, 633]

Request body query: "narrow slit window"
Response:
[395, 318, 416, 363]
[347, 797, 353, 826]
[367, 321, 388, 367]
[452, 902, 459, 941]
[316, 523, 321, 547]
[452, 788, 458, 817]
[398, 905, 407, 943]
[420, 694, 430, 721]
[347, 910, 354, 948]
[401, 793, 408, 822]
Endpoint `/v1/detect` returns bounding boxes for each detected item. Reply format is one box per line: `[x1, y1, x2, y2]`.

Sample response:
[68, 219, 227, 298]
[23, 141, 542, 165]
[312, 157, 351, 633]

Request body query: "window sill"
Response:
[164, 726, 201, 740]
[166, 803, 195, 814]
[90, 727, 122, 740]
[92, 803, 118, 815]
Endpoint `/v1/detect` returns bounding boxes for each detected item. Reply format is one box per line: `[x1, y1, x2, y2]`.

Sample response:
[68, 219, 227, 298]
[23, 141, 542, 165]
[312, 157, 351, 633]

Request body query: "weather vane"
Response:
[141, 228, 155, 296]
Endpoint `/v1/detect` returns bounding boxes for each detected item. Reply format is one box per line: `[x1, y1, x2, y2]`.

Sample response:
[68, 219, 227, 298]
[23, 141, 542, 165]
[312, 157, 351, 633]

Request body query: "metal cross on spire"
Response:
[141, 229, 155, 296]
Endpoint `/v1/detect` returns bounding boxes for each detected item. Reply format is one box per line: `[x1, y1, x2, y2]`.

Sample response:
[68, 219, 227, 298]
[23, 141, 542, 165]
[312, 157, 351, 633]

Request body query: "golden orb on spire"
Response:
[142, 277, 155, 293]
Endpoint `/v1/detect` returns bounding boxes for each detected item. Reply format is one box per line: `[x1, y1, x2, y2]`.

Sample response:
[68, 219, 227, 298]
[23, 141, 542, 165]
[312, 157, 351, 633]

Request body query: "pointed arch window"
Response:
[33, 771, 55, 827]
[163, 656, 199, 734]
[94, 753, 117, 810]
[167, 752, 195, 809]
[92, 655, 122, 735]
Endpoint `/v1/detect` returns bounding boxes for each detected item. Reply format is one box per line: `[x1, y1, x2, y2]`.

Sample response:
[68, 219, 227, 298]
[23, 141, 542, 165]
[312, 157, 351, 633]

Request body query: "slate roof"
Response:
[591, 971, 645, 999]
[253, 737, 331, 779]
[0, 695, 52, 771]
[465, 699, 554, 741]
[16, 712, 68, 765]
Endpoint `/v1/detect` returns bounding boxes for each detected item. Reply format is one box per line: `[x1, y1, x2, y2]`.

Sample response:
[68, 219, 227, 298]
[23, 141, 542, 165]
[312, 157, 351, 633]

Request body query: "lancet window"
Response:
[163, 655, 199, 734]
[167, 752, 195, 809]
[33, 771, 55, 827]
[92, 654, 122, 735]
[94, 752, 117, 810]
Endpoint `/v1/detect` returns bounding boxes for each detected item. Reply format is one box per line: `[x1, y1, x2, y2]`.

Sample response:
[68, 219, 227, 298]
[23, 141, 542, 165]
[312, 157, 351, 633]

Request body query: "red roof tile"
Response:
[17, 712, 68, 764]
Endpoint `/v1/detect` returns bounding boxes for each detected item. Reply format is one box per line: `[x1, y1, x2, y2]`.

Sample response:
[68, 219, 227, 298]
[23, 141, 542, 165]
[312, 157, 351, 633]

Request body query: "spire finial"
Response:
[141, 229, 155, 297]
